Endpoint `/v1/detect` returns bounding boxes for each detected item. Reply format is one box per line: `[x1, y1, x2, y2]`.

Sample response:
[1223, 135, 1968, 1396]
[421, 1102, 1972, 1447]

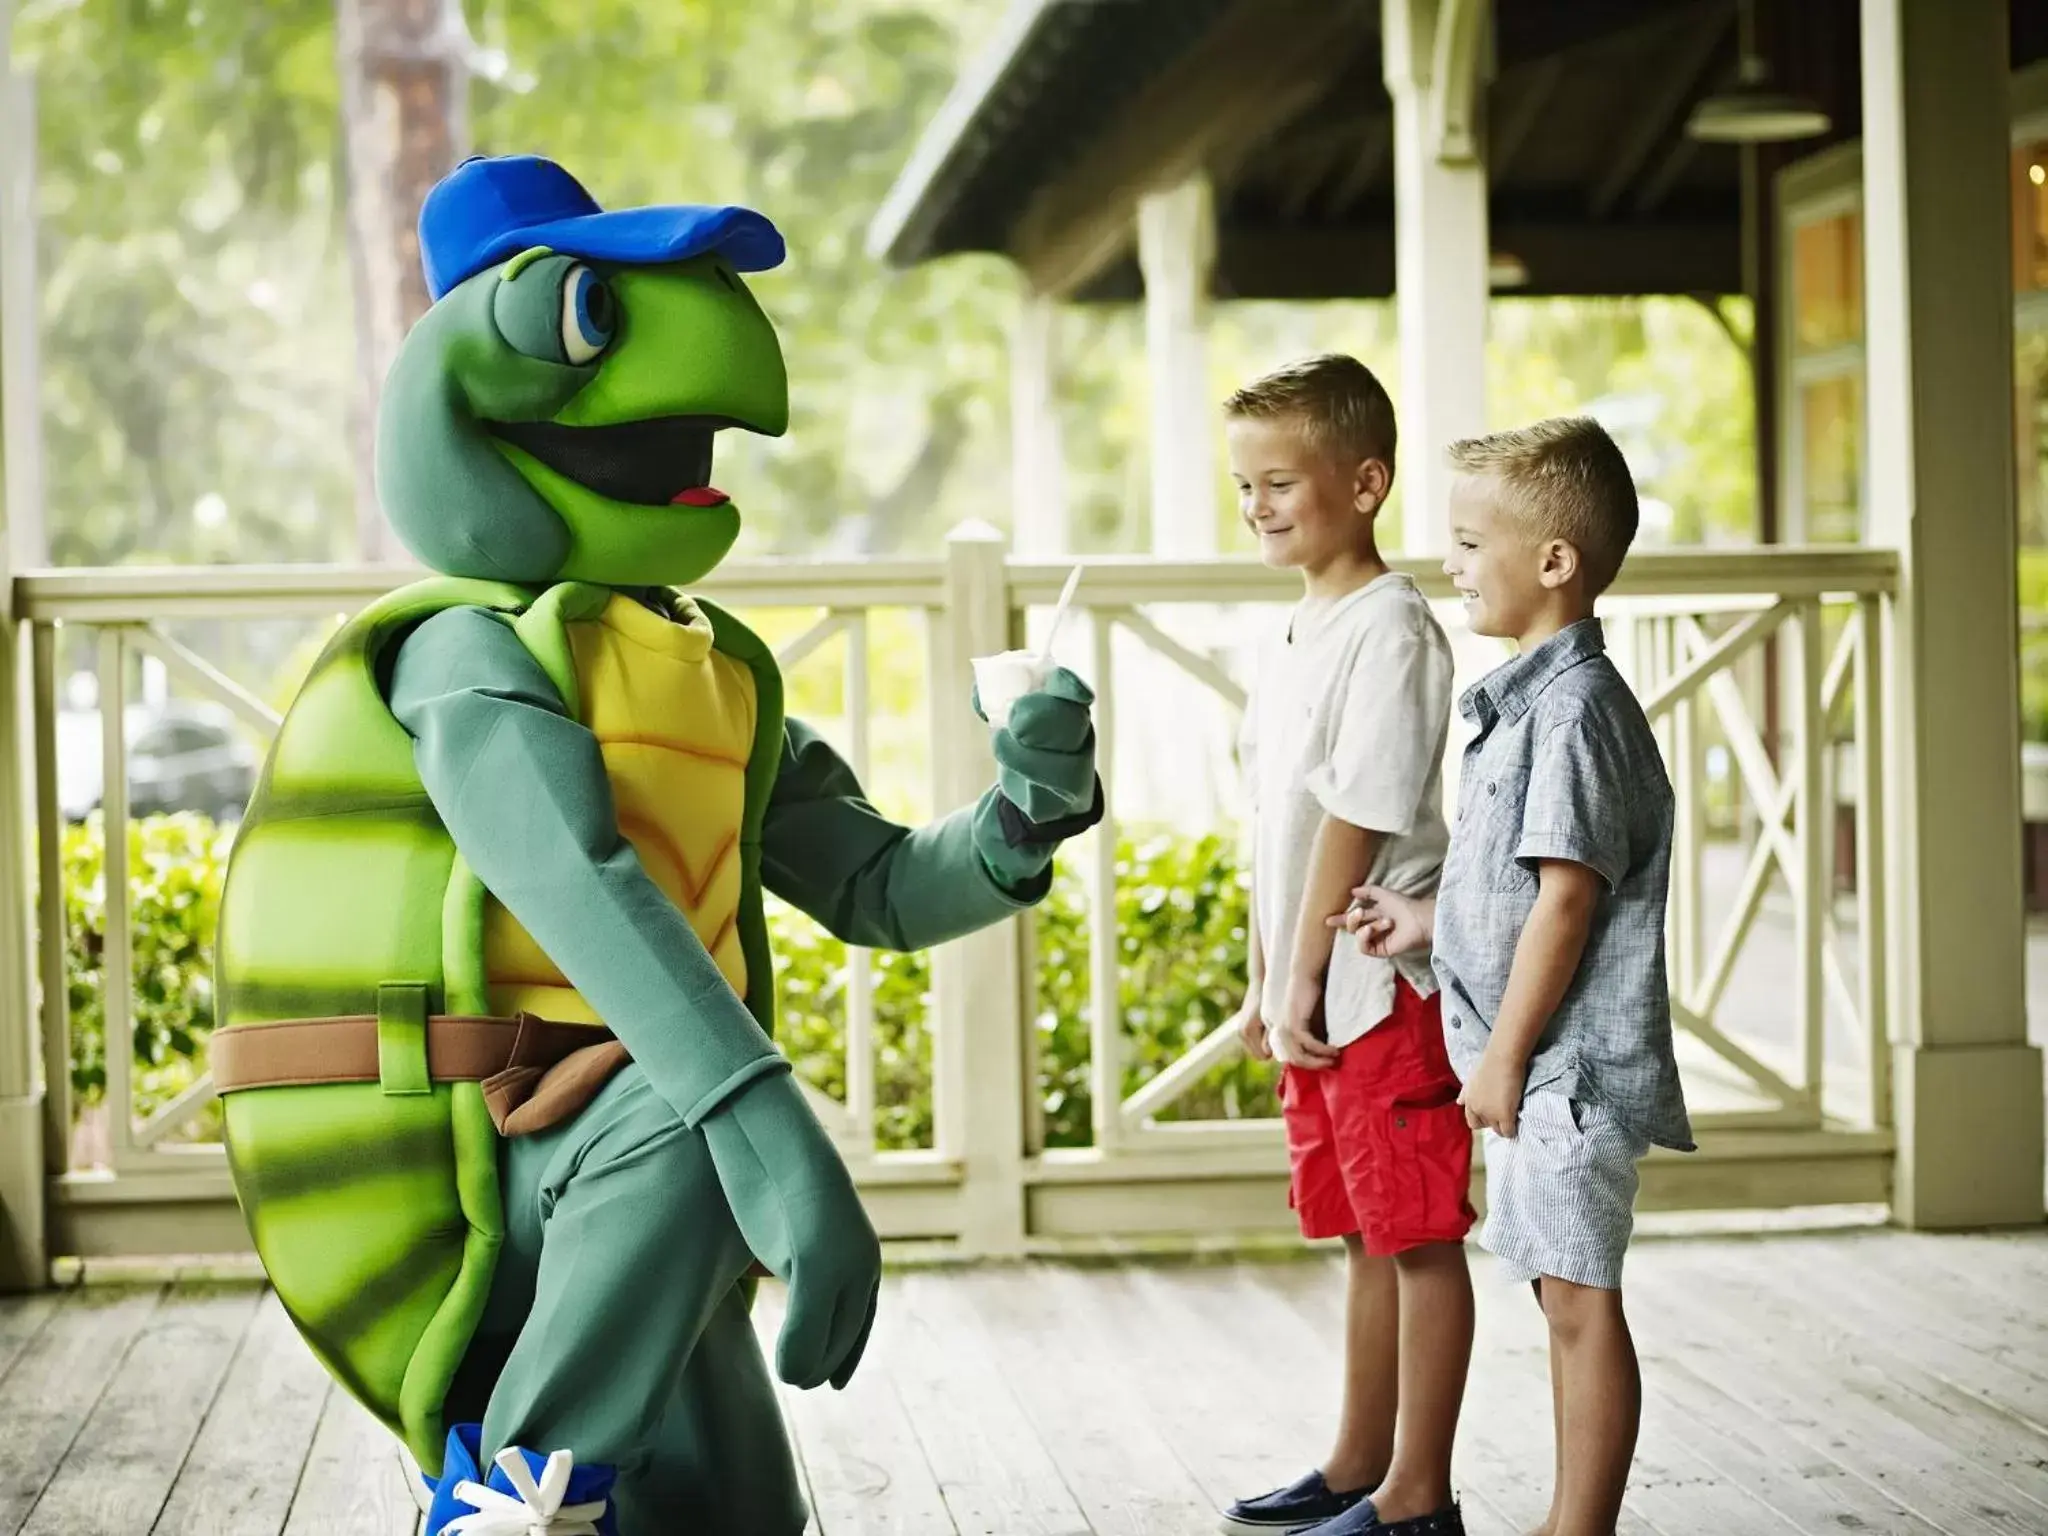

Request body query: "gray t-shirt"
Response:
[1433, 618, 1695, 1151]
[1241, 573, 1453, 1050]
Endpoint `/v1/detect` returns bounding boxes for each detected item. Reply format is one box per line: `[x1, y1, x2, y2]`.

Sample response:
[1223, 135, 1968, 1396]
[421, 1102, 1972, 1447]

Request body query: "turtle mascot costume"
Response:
[208, 155, 1101, 1534]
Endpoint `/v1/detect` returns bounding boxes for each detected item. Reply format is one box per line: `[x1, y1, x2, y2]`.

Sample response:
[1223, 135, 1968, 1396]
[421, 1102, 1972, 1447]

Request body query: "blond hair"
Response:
[1447, 417, 1639, 593]
[1222, 353, 1397, 475]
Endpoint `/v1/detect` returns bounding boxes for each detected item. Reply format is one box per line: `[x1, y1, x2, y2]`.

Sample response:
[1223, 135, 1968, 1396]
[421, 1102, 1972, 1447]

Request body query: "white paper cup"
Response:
[972, 650, 1052, 731]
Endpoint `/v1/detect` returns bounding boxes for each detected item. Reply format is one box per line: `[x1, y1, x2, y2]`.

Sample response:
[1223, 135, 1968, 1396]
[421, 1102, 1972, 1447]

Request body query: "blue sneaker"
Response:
[1298, 1497, 1467, 1535]
[422, 1424, 619, 1536]
[1220, 1470, 1370, 1533]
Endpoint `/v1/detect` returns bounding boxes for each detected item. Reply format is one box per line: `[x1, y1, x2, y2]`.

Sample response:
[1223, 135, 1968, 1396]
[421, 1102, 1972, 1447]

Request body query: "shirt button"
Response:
[1488, 781, 1497, 795]
[1450, 1017, 1463, 1030]
[1395, 1116, 1408, 1129]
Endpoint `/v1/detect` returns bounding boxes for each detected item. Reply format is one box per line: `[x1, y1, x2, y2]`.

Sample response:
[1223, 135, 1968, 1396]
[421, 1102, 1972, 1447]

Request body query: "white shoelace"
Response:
[444, 1447, 608, 1536]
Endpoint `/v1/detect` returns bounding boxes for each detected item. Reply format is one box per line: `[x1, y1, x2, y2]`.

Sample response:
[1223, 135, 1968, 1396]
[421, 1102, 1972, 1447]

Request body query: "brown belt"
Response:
[209, 1013, 630, 1137]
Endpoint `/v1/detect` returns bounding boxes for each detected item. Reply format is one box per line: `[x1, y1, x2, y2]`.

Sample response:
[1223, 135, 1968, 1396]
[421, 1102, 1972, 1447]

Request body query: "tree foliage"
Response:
[18, 0, 354, 566]
[18, 0, 1019, 569]
[18, 0, 1764, 581]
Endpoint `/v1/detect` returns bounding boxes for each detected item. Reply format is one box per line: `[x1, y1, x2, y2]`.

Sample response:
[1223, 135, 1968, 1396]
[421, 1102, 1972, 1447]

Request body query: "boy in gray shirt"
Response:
[1344, 418, 1691, 1536]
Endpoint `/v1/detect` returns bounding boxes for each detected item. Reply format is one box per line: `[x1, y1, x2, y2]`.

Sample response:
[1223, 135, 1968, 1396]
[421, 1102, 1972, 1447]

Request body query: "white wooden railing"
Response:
[11, 530, 1903, 1258]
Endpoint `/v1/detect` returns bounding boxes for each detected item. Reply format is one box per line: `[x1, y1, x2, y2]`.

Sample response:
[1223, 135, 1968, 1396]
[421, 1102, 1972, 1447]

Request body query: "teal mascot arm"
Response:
[762, 667, 1102, 948]
[389, 604, 880, 1390]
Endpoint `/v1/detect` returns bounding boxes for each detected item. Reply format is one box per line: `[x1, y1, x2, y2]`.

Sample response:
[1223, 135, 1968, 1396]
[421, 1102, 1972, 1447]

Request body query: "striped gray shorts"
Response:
[1479, 1091, 1649, 1290]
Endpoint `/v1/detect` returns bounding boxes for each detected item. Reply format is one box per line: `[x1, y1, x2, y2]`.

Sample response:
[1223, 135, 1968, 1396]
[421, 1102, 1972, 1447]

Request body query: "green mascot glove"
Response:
[970, 666, 1104, 889]
[700, 1070, 882, 1391]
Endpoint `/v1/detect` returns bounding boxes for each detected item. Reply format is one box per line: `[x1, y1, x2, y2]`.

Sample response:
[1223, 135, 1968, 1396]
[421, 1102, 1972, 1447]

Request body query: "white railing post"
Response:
[1672, 629, 1706, 1005]
[1791, 600, 1827, 1111]
[31, 623, 67, 1176]
[0, 39, 47, 1291]
[841, 612, 876, 1151]
[0, 605, 42, 1289]
[1855, 598, 1890, 1129]
[97, 627, 141, 1168]
[929, 522, 1028, 1255]
[1086, 609, 1121, 1153]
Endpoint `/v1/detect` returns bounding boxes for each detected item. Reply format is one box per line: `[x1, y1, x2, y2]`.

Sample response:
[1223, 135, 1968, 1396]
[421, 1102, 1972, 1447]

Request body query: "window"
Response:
[2014, 137, 2048, 296]
[1793, 209, 1863, 353]
[1780, 127, 2048, 553]
[1799, 373, 1863, 545]
[1777, 147, 1866, 545]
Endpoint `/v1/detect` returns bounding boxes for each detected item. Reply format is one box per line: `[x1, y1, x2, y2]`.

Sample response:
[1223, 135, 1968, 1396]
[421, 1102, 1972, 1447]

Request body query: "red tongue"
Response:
[671, 487, 729, 507]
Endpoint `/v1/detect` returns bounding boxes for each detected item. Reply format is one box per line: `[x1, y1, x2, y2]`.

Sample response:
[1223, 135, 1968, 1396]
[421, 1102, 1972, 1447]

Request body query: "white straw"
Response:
[1039, 564, 1084, 664]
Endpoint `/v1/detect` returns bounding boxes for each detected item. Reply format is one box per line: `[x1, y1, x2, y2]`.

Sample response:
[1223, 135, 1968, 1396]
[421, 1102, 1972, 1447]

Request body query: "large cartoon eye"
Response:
[561, 265, 614, 364]
[494, 250, 615, 366]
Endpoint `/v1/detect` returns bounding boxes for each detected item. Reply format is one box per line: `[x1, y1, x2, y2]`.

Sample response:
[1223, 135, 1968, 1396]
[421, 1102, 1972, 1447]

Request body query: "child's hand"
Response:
[1236, 998, 1271, 1062]
[1458, 1047, 1527, 1137]
[1328, 884, 1431, 958]
[1274, 974, 1341, 1070]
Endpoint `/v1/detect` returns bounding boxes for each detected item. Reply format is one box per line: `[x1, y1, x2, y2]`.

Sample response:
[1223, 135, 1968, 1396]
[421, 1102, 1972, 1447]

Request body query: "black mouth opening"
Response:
[488, 414, 743, 506]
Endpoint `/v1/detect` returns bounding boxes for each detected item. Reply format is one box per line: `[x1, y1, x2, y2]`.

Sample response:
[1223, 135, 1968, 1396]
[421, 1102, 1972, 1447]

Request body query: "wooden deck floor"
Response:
[1, 1226, 2044, 1535]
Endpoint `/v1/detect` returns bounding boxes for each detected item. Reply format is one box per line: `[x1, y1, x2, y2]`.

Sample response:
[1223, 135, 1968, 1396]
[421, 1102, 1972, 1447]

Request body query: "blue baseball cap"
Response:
[418, 154, 786, 300]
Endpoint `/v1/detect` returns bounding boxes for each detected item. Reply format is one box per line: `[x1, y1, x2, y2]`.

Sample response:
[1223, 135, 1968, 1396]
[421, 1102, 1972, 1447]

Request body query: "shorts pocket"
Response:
[1521, 1093, 1586, 1155]
[1369, 1096, 1476, 1245]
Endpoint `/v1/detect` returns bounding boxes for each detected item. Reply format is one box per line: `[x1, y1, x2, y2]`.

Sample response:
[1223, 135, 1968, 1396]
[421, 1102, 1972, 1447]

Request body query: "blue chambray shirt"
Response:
[1432, 619, 1695, 1151]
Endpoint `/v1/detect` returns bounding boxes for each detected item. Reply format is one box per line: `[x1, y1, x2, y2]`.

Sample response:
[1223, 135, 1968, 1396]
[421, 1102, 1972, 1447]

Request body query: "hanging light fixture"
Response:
[1686, 0, 1830, 144]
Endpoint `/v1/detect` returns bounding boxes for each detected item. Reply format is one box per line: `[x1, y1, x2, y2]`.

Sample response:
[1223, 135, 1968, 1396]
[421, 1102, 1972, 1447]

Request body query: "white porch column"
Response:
[1009, 291, 1067, 558]
[1861, 0, 2042, 1226]
[1383, 0, 1488, 555]
[932, 523, 1028, 1255]
[1, 60, 41, 570]
[1134, 175, 1236, 828]
[1137, 174, 1217, 558]
[0, 23, 48, 1290]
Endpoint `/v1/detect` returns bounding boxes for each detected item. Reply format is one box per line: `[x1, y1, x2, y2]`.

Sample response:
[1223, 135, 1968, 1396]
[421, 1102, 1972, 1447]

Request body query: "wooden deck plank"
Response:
[1854, 1233, 2048, 1364]
[279, 1384, 418, 1536]
[1082, 1262, 1317, 1514]
[1674, 1243, 2048, 1521]
[1126, 1261, 1344, 1493]
[756, 1283, 959, 1536]
[884, 1271, 1093, 1536]
[20, 1281, 264, 1536]
[1637, 1240, 1963, 1533]
[1732, 1235, 2048, 1432]
[0, 1284, 164, 1536]
[1633, 1246, 2048, 1536]
[1632, 1334, 1939, 1536]
[151, 1290, 333, 1536]
[1900, 1232, 2048, 1310]
[0, 1292, 60, 1383]
[957, 1263, 1216, 1536]
[7, 1228, 2045, 1535]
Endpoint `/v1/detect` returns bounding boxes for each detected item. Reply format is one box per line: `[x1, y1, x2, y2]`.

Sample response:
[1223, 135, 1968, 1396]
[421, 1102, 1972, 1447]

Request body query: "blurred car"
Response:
[55, 700, 261, 824]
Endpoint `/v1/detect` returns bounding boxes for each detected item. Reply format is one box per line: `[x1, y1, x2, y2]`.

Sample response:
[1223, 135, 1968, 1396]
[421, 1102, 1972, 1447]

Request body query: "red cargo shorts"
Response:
[1280, 977, 1476, 1253]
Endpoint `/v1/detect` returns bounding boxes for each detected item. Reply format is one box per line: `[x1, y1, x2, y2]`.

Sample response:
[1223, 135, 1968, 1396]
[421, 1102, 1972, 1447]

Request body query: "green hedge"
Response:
[62, 816, 1278, 1154]
[62, 814, 232, 1137]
